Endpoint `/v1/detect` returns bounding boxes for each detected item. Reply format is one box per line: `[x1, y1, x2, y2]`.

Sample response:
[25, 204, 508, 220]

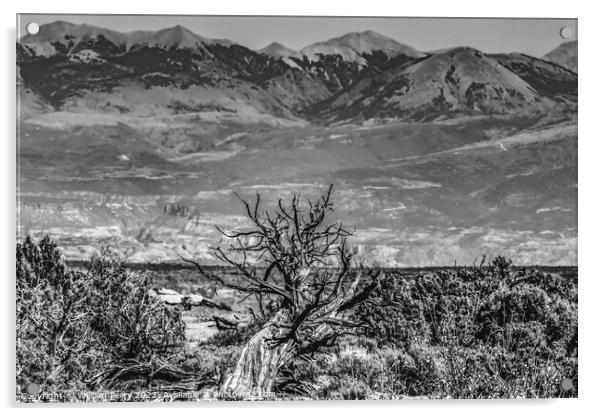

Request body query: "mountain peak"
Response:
[543, 41, 577, 73]
[159, 25, 197, 37]
[263, 41, 285, 48]
[300, 30, 424, 64]
[257, 42, 299, 59]
[19, 21, 236, 56]
[340, 30, 394, 42]
[20, 22, 128, 55]
[143, 24, 206, 49]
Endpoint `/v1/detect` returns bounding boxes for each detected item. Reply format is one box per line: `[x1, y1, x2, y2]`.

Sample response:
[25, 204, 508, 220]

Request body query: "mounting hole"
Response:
[560, 26, 573, 40]
[25, 382, 40, 394]
[26, 22, 40, 35]
[560, 378, 574, 391]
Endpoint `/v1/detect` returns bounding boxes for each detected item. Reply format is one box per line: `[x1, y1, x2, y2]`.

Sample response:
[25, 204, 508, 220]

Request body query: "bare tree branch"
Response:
[185, 185, 383, 395]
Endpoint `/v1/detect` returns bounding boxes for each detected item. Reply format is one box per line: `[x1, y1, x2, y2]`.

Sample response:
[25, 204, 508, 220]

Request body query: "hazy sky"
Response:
[18, 14, 577, 57]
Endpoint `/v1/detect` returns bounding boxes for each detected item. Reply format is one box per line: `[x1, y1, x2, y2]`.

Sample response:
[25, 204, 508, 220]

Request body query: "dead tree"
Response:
[183, 185, 381, 397]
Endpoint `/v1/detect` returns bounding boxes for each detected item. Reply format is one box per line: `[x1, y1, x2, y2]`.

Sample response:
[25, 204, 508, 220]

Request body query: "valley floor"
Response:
[18, 115, 577, 267]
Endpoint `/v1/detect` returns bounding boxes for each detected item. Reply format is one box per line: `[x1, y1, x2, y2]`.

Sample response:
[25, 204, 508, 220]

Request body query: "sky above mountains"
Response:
[18, 14, 577, 57]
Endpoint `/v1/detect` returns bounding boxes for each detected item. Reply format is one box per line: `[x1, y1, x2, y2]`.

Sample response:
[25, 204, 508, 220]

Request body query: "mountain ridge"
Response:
[18, 21, 577, 126]
[305, 46, 577, 123]
[19, 21, 235, 56]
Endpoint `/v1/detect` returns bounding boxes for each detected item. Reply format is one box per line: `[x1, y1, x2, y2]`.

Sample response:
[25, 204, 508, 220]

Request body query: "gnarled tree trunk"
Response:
[220, 309, 295, 398]
[184, 186, 381, 398]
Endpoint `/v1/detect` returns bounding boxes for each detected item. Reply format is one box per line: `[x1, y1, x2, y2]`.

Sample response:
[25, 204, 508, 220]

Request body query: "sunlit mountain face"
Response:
[543, 41, 577, 73]
[17, 22, 577, 266]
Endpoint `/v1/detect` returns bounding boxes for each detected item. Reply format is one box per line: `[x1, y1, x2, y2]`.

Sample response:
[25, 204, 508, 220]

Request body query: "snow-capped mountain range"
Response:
[18, 21, 577, 125]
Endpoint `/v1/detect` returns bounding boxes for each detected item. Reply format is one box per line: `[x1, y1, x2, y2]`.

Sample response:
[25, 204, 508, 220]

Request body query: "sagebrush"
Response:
[16, 236, 186, 393]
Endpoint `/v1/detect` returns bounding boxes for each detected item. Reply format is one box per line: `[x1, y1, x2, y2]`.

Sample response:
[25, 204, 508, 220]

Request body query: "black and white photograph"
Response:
[15, 14, 578, 402]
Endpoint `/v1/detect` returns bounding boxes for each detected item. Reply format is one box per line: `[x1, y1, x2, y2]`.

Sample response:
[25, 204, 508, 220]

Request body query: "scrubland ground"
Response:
[165, 263, 578, 400]
[17, 243, 577, 402]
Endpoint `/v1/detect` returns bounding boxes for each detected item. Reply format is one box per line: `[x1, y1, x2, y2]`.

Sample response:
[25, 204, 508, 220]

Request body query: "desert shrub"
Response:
[16, 237, 186, 393]
[17, 236, 91, 389]
[171, 344, 241, 391]
[323, 377, 372, 400]
[352, 256, 578, 398]
[85, 251, 186, 365]
[439, 342, 577, 398]
[289, 348, 377, 399]
[289, 344, 445, 399]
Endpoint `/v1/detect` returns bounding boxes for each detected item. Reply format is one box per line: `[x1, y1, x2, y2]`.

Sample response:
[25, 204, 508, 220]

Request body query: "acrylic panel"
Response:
[16, 14, 577, 402]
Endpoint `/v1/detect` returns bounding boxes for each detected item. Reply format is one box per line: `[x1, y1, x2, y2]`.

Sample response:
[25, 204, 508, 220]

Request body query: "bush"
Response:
[290, 256, 577, 399]
[16, 236, 186, 392]
[352, 256, 578, 398]
[85, 251, 185, 364]
[17, 236, 91, 389]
